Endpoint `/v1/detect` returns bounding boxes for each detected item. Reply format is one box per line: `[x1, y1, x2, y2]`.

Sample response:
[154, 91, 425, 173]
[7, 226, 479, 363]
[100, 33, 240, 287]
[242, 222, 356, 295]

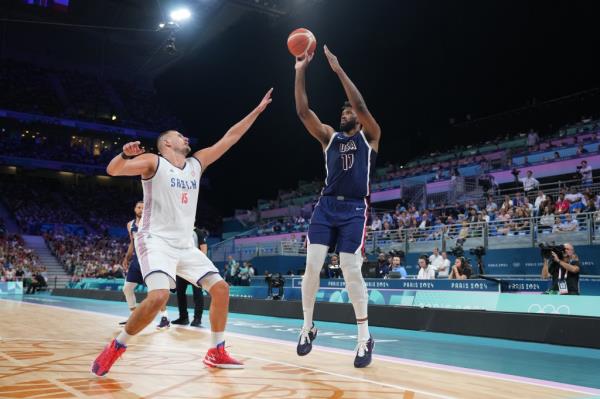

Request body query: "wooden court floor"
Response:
[0, 299, 596, 399]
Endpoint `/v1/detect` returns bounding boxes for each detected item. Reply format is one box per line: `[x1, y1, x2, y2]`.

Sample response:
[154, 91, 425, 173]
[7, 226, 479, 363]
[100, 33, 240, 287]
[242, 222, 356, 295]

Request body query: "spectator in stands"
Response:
[539, 206, 555, 232]
[513, 191, 525, 207]
[516, 170, 539, 194]
[555, 193, 570, 215]
[382, 212, 394, 226]
[457, 221, 470, 242]
[527, 129, 539, 149]
[485, 196, 498, 214]
[534, 190, 546, 216]
[370, 215, 382, 231]
[555, 214, 578, 233]
[500, 195, 513, 212]
[449, 257, 472, 280]
[416, 256, 435, 279]
[381, 221, 393, 239]
[496, 209, 513, 235]
[553, 151, 561, 160]
[576, 144, 588, 156]
[584, 193, 597, 213]
[578, 160, 593, 187]
[522, 197, 533, 215]
[513, 208, 530, 232]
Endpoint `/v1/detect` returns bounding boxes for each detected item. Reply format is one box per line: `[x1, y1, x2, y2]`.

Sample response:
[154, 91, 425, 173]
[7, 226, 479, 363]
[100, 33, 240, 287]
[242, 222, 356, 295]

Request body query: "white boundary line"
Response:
[3, 298, 600, 397]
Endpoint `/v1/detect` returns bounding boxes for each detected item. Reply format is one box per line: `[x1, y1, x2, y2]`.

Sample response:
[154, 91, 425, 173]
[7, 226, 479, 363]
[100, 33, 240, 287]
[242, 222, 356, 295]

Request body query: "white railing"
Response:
[365, 212, 596, 253]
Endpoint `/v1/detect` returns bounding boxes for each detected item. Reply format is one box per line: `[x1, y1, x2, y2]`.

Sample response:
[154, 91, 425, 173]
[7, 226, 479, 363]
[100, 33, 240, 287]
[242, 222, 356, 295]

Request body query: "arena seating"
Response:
[0, 59, 181, 131]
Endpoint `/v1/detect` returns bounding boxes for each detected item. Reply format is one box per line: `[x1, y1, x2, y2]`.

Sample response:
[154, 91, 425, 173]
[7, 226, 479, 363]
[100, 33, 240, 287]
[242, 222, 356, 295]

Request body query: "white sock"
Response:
[302, 309, 314, 330]
[357, 320, 369, 342]
[116, 330, 133, 346]
[160, 309, 168, 318]
[211, 331, 225, 348]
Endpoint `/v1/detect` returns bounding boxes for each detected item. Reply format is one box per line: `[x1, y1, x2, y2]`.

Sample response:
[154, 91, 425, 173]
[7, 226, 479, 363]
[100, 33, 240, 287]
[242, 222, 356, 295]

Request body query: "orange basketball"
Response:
[287, 28, 317, 58]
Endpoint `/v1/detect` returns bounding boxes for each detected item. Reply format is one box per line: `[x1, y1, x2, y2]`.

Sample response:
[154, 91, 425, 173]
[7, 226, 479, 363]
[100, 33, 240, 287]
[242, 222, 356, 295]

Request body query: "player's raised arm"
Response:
[323, 45, 381, 149]
[194, 88, 273, 169]
[106, 141, 158, 178]
[294, 54, 335, 148]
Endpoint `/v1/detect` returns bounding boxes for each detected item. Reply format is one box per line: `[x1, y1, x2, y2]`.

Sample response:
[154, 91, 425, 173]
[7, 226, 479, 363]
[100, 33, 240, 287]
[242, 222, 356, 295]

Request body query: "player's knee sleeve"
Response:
[145, 272, 172, 292]
[339, 252, 368, 319]
[123, 282, 137, 309]
[199, 272, 222, 292]
[302, 244, 329, 305]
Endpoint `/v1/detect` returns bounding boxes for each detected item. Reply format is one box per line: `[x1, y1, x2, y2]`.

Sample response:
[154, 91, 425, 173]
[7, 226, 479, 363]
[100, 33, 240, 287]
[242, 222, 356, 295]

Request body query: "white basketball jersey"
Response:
[138, 156, 202, 248]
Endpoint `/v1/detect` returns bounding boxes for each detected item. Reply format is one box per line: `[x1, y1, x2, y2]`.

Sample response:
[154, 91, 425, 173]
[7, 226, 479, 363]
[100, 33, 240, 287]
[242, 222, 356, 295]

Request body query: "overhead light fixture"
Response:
[170, 8, 191, 22]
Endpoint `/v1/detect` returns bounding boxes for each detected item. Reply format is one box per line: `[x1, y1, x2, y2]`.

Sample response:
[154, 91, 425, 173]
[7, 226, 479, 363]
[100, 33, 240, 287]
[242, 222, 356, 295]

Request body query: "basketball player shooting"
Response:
[294, 45, 381, 368]
[91, 88, 273, 376]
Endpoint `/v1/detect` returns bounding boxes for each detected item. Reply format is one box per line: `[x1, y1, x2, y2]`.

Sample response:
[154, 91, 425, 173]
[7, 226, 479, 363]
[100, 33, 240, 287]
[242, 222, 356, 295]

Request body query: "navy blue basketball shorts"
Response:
[126, 257, 145, 285]
[307, 196, 368, 254]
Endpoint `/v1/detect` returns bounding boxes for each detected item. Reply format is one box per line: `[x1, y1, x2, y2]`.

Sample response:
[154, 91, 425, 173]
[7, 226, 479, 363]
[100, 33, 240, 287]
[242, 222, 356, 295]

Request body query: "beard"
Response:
[339, 118, 357, 132]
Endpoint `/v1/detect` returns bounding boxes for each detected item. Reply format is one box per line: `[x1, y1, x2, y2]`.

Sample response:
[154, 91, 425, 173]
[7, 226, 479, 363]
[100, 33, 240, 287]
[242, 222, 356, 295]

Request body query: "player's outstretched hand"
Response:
[255, 88, 274, 113]
[324, 45, 342, 73]
[295, 51, 314, 71]
[123, 141, 145, 157]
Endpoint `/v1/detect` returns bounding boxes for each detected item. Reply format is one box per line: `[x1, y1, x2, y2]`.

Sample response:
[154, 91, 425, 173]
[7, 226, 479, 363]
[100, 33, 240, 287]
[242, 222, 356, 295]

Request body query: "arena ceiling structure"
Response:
[0, 0, 322, 85]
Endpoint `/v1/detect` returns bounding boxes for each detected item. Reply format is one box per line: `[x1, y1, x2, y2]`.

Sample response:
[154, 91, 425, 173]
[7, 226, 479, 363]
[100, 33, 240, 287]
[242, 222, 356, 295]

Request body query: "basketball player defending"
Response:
[119, 201, 170, 329]
[294, 46, 380, 368]
[91, 88, 273, 376]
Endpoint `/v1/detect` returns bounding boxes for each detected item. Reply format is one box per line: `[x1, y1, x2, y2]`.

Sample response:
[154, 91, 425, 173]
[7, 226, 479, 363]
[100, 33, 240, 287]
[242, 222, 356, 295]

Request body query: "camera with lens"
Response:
[469, 246, 486, 257]
[448, 243, 464, 257]
[266, 272, 285, 300]
[539, 242, 565, 260]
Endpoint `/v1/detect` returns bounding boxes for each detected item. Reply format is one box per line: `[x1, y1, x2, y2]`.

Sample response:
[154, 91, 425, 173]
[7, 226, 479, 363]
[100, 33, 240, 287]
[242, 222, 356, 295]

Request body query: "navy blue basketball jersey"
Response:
[130, 219, 139, 258]
[321, 131, 376, 198]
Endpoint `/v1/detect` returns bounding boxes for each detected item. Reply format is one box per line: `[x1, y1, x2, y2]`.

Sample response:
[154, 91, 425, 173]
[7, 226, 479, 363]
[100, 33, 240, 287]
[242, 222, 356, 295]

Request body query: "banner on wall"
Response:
[0, 282, 23, 295]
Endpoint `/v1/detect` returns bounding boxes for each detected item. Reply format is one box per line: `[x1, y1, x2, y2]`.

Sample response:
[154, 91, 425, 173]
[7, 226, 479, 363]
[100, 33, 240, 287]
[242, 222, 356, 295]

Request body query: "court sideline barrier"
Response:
[51, 288, 600, 349]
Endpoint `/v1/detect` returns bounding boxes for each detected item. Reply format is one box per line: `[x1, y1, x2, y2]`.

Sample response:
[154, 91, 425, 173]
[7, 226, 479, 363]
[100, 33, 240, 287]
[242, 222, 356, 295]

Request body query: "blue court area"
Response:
[4, 293, 600, 391]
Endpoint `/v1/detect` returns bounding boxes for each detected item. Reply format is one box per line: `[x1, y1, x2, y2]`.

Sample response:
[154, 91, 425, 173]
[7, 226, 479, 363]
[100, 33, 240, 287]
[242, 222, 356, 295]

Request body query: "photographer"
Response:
[449, 257, 472, 280]
[266, 272, 285, 299]
[514, 169, 539, 194]
[541, 243, 580, 295]
[327, 254, 342, 278]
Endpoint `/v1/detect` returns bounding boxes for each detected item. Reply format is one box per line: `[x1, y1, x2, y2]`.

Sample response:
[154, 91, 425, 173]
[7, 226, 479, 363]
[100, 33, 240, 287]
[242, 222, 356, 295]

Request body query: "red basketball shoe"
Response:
[91, 339, 127, 376]
[203, 345, 244, 369]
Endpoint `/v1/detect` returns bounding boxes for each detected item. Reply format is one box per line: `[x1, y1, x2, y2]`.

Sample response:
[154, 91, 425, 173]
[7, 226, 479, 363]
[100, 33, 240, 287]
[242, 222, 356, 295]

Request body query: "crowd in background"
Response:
[0, 231, 48, 293]
[0, 59, 180, 131]
[45, 233, 127, 281]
